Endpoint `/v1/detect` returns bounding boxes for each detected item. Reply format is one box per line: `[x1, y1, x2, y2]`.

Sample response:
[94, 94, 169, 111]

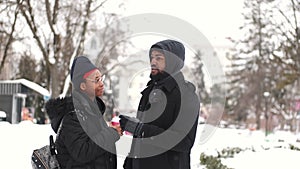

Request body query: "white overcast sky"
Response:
[100, 0, 245, 88]
[121, 0, 244, 47]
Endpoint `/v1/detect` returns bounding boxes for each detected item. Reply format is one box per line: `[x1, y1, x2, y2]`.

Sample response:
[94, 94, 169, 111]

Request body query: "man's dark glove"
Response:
[119, 115, 143, 137]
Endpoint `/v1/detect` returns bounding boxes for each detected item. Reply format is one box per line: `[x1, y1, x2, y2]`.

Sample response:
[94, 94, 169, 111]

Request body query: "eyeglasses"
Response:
[85, 75, 105, 84]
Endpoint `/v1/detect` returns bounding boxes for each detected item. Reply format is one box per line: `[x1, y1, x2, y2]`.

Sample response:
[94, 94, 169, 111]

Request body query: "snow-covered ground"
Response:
[1, 121, 300, 169]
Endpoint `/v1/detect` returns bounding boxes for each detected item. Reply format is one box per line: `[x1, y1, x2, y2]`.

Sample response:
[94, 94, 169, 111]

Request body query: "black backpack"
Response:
[31, 118, 65, 169]
[31, 135, 60, 169]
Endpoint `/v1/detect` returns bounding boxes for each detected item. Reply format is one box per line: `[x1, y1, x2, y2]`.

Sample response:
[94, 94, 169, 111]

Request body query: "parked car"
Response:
[0, 111, 6, 121]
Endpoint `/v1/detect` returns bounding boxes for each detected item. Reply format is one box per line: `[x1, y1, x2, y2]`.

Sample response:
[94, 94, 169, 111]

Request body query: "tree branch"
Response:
[18, 0, 49, 64]
[74, 0, 93, 57]
[0, 2, 18, 74]
[90, 0, 108, 13]
[52, 0, 59, 24]
[45, 0, 55, 33]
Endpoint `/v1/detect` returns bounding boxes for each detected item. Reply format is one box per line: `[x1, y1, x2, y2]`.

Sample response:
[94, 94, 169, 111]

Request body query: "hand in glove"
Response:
[119, 115, 143, 137]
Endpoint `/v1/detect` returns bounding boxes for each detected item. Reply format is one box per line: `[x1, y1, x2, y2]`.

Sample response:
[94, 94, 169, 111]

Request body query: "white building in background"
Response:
[110, 51, 149, 113]
[82, 36, 101, 64]
[84, 36, 150, 113]
[84, 35, 233, 114]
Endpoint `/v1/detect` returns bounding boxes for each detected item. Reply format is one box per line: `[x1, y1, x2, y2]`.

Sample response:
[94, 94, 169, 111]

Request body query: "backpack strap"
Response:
[56, 112, 71, 139]
[49, 113, 68, 156]
[49, 135, 56, 155]
[54, 111, 74, 169]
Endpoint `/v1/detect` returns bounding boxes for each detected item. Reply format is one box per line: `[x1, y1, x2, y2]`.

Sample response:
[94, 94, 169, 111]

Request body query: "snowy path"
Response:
[1, 121, 300, 169]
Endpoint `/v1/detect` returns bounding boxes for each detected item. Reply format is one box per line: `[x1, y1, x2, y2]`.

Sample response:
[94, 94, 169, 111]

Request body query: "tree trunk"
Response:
[50, 64, 60, 98]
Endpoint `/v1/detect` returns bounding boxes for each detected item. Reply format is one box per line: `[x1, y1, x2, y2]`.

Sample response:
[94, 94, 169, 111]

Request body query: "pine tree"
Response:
[16, 52, 47, 122]
[226, 0, 275, 128]
[227, 0, 300, 131]
[191, 50, 210, 104]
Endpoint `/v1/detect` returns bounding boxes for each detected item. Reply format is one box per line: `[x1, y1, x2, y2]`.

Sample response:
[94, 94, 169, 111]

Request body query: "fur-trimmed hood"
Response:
[45, 96, 74, 133]
[45, 91, 107, 133]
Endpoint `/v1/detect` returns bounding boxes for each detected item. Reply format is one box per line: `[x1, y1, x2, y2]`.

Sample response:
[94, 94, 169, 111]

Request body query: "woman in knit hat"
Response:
[45, 56, 122, 169]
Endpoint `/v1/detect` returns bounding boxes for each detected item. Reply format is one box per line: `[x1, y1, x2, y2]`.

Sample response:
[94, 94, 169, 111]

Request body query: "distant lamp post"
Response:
[264, 91, 270, 136]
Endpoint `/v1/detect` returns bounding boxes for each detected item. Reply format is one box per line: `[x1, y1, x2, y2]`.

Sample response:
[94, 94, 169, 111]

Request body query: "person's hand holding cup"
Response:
[109, 116, 123, 136]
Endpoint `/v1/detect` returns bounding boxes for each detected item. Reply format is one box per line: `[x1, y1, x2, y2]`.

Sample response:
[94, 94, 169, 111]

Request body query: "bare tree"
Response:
[0, 0, 19, 77]
[227, 0, 300, 131]
[14, 0, 125, 98]
[268, 0, 300, 131]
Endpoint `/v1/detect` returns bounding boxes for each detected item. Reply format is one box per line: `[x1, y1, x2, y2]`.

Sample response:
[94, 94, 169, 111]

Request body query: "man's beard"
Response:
[150, 70, 169, 81]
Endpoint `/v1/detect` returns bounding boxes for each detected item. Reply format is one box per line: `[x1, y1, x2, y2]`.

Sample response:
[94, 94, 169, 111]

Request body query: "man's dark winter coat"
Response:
[124, 40, 200, 169]
[46, 90, 119, 169]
